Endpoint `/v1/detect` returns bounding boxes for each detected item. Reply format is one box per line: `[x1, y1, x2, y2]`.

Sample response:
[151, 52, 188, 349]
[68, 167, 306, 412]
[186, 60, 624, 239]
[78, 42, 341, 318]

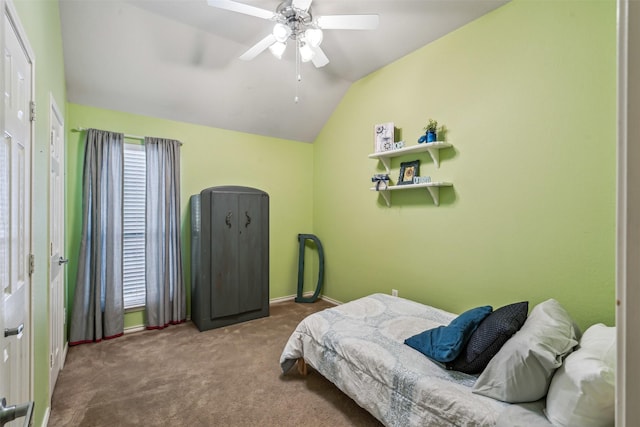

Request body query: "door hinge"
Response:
[29, 254, 35, 276]
[50, 353, 53, 368]
[29, 101, 36, 122]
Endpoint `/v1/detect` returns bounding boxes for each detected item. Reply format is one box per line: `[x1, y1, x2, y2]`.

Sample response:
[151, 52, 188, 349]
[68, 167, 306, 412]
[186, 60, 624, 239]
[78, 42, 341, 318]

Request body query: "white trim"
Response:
[318, 295, 342, 306]
[4, 0, 35, 60]
[269, 294, 299, 304]
[62, 343, 68, 370]
[269, 293, 342, 305]
[616, 1, 628, 425]
[120, 295, 342, 333]
[123, 325, 146, 335]
[617, 0, 640, 424]
[40, 406, 50, 427]
[48, 91, 65, 405]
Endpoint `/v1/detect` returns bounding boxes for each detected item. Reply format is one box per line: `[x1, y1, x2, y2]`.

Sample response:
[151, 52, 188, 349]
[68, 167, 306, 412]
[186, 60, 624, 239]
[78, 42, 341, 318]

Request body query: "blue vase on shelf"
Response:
[426, 130, 437, 143]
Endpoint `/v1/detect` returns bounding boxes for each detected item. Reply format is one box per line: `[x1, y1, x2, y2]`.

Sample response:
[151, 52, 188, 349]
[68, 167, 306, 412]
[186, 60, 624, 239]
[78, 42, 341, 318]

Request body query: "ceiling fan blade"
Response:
[316, 14, 379, 30]
[239, 34, 277, 61]
[311, 46, 329, 68]
[291, 0, 313, 12]
[207, 0, 276, 20]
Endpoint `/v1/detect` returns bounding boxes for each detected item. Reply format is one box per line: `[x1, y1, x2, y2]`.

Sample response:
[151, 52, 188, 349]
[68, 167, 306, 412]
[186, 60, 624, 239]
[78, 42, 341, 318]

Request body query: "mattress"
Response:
[280, 293, 510, 426]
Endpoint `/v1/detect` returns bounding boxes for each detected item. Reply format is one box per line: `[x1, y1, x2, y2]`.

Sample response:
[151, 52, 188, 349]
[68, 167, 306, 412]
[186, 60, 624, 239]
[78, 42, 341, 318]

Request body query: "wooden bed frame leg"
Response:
[297, 358, 308, 376]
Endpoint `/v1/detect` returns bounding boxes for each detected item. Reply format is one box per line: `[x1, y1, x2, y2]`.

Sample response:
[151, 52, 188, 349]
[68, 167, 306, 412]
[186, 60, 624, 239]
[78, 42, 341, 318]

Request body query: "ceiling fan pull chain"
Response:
[295, 39, 301, 103]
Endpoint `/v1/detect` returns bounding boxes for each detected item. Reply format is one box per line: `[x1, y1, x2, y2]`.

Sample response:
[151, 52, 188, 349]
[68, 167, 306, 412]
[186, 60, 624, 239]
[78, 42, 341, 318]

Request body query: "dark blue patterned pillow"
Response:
[446, 301, 528, 374]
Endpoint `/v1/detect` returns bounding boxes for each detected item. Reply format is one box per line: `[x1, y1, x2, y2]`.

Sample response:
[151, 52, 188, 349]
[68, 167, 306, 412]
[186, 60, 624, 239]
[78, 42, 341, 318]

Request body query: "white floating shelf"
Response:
[369, 182, 453, 207]
[368, 142, 452, 173]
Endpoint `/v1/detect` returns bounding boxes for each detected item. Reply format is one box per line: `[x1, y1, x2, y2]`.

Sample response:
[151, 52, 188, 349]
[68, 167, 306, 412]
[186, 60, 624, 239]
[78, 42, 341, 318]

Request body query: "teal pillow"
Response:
[405, 305, 493, 363]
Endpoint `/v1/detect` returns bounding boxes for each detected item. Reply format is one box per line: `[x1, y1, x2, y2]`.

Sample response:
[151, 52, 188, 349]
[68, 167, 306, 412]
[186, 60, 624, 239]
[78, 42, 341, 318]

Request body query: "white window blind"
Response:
[123, 143, 146, 309]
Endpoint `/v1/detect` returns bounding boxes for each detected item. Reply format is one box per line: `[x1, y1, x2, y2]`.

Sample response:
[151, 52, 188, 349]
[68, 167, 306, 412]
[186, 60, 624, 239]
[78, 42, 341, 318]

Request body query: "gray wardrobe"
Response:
[190, 186, 269, 331]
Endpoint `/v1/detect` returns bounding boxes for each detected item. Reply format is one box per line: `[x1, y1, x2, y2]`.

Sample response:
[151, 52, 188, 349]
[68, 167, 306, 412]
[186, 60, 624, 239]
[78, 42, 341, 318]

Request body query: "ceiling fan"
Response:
[207, 0, 379, 68]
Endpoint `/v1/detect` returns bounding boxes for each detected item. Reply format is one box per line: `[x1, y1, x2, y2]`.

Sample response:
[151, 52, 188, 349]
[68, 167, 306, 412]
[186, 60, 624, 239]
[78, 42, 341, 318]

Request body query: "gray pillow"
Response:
[472, 299, 578, 403]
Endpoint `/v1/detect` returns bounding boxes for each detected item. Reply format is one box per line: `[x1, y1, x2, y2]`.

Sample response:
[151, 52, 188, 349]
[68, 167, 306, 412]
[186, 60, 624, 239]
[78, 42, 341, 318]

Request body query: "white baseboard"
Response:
[269, 292, 342, 305]
[123, 315, 192, 334]
[269, 294, 298, 304]
[319, 294, 342, 305]
[122, 296, 340, 334]
[123, 325, 146, 335]
[61, 343, 68, 370]
[41, 406, 50, 427]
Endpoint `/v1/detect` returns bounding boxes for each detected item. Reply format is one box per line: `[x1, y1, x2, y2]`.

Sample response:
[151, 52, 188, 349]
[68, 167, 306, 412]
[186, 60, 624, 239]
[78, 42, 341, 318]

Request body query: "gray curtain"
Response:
[69, 129, 124, 345]
[144, 137, 185, 328]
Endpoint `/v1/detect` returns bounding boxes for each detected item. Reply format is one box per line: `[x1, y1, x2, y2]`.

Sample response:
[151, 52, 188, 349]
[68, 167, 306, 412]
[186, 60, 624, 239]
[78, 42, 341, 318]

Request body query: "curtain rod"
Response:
[72, 127, 183, 145]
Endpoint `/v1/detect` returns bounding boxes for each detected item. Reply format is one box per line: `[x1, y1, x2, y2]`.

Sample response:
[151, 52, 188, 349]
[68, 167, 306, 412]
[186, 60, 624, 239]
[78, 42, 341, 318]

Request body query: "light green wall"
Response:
[313, 0, 616, 331]
[65, 104, 315, 328]
[9, 0, 617, 424]
[11, 0, 67, 425]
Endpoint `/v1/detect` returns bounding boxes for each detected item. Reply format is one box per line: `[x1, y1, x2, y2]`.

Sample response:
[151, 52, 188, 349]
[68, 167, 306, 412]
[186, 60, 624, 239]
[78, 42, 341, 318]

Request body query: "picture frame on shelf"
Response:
[374, 122, 394, 152]
[398, 160, 420, 185]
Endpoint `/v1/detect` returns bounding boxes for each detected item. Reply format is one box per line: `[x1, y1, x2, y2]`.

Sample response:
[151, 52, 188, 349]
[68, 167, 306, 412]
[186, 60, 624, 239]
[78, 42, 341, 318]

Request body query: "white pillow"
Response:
[545, 323, 615, 427]
[495, 400, 554, 427]
[473, 299, 578, 403]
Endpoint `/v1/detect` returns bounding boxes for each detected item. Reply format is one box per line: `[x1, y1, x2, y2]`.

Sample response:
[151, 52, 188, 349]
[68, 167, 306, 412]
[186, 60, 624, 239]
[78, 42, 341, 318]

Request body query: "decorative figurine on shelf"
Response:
[413, 176, 432, 185]
[418, 119, 438, 144]
[371, 174, 390, 191]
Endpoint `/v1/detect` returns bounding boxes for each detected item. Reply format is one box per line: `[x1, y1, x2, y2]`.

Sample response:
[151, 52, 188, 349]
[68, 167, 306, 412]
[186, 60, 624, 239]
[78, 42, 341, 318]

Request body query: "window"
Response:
[123, 142, 146, 309]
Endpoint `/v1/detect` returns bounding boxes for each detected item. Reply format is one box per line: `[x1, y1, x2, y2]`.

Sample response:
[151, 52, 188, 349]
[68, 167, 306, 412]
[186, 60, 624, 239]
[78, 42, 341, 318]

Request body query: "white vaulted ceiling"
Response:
[59, 0, 508, 142]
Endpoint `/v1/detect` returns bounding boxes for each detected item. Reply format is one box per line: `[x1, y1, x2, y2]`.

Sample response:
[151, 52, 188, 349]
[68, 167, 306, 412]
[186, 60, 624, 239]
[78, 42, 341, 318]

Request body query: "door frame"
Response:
[617, 1, 640, 425]
[48, 93, 66, 400]
[2, 0, 36, 405]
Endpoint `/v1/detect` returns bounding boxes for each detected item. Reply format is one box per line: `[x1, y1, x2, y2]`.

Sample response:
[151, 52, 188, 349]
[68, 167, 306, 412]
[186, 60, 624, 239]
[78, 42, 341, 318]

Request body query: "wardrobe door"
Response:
[237, 193, 265, 313]
[210, 192, 240, 318]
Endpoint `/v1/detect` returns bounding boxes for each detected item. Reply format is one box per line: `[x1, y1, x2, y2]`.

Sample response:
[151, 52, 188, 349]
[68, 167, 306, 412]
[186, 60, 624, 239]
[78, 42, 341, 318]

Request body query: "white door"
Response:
[1, 2, 34, 424]
[49, 96, 65, 398]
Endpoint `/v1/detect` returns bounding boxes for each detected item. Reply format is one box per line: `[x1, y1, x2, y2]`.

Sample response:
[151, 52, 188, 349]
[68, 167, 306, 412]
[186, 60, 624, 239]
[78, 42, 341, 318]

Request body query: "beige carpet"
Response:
[49, 299, 382, 426]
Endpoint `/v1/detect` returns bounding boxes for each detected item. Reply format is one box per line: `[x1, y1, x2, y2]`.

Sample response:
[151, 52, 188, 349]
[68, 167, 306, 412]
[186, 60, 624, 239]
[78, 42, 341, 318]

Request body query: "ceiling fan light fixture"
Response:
[273, 23, 292, 43]
[304, 28, 323, 48]
[269, 41, 287, 59]
[298, 42, 315, 62]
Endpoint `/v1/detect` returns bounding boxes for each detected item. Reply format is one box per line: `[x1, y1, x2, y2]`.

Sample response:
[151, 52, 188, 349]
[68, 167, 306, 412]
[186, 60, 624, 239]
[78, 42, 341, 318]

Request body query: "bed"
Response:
[280, 293, 616, 427]
[279, 293, 511, 426]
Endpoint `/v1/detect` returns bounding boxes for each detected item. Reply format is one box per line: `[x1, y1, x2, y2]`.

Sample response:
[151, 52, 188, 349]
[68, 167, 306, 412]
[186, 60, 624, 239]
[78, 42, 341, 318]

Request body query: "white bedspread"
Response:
[280, 293, 509, 426]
